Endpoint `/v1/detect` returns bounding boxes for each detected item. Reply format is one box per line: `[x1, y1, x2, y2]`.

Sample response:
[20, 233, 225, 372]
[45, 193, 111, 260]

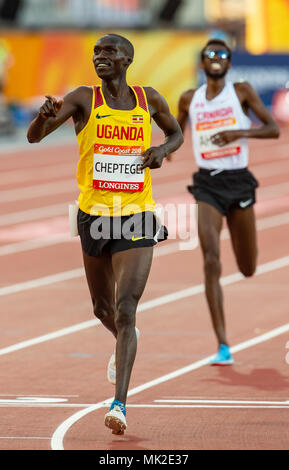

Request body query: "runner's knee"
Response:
[204, 252, 221, 278]
[92, 298, 115, 321]
[115, 298, 137, 330]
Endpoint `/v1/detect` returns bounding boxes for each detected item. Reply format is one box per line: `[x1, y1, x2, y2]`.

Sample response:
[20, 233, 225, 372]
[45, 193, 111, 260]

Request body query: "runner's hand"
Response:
[140, 146, 167, 170]
[39, 95, 64, 118]
[211, 130, 241, 147]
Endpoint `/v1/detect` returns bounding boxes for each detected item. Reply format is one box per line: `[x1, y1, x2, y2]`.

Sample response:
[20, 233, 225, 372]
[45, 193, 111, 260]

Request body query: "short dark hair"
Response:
[106, 33, 134, 60]
[200, 39, 232, 62]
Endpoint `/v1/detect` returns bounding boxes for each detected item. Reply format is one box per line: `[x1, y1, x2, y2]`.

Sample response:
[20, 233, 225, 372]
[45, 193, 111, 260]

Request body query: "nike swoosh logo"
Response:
[131, 236, 149, 241]
[239, 199, 253, 208]
[210, 169, 223, 176]
[95, 113, 112, 119]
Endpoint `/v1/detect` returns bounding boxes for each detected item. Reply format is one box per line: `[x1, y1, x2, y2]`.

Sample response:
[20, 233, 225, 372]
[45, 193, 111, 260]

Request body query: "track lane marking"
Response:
[0, 436, 51, 440]
[0, 268, 85, 298]
[1, 209, 289, 257]
[154, 399, 289, 404]
[2, 151, 289, 185]
[50, 320, 289, 450]
[0, 318, 98, 356]
[0, 175, 288, 207]
[0, 202, 70, 227]
[0, 253, 288, 356]
[0, 403, 289, 409]
[0, 180, 76, 203]
[0, 163, 74, 186]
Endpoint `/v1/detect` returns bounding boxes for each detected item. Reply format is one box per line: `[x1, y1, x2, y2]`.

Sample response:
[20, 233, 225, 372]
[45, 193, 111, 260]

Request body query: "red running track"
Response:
[0, 128, 289, 450]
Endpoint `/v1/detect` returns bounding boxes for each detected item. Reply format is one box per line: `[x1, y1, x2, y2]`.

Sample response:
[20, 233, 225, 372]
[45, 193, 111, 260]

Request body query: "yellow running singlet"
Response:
[76, 86, 155, 216]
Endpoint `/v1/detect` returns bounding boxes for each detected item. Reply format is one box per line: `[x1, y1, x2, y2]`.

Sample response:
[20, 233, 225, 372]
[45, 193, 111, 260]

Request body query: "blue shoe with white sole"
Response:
[210, 344, 234, 365]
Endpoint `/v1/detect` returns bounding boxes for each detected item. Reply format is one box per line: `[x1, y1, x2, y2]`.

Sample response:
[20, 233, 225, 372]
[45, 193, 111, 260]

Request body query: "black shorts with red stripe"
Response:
[77, 209, 168, 257]
[187, 167, 259, 216]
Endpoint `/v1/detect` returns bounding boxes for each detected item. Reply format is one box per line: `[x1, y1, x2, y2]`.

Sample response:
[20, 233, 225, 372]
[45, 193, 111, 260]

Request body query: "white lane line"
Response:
[50, 320, 289, 450]
[0, 268, 85, 297]
[258, 181, 289, 198]
[1, 250, 289, 300]
[0, 163, 74, 186]
[0, 202, 70, 227]
[0, 134, 75, 155]
[128, 404, 289, 409]
[0, 173, 288, 206]
[0, 318, 99, 356]
[154, 180, 289, 201]
[1, 254, 289, 356]
[174, 210, 289, 254]
[3, 150, 286, 185]
[0, 176, 288, 228]
[159, 395, 274, 399]
[1, 209, 289, 257]
[0, 127, 285, 156]
[250, 159, 289, 178]
[0, 403, 93, 408]
[0, 402, 289, 409]
[0, 234, 72, 256]
[0, 397, 68, 403]
[0, 394, 78, 397]
[0, 436, 51, 440]
[154, 399, 289, 405]
[0, 206, 288, 293]
[0, 180, 76, 203]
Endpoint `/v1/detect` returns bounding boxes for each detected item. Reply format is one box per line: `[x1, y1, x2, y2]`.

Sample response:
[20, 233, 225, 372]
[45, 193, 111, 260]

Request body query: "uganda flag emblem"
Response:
[132, 115, 143, 123]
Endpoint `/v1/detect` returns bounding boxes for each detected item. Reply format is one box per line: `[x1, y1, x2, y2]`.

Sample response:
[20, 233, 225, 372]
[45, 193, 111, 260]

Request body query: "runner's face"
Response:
[93, 37, 130, 79]
[201, 44, 231, 80]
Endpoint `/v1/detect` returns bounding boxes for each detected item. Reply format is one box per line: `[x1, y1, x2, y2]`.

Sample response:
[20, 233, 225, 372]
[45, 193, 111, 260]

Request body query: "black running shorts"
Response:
[77, 209, 168, 257]
[187, 167, 259, 216]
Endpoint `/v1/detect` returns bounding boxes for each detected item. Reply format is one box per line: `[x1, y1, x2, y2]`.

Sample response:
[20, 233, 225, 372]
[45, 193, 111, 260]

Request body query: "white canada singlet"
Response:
[189, 81, 251, 170]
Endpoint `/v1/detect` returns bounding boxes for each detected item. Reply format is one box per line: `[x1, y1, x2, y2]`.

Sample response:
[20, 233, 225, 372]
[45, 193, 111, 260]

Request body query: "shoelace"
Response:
[110, 400, 126, 416]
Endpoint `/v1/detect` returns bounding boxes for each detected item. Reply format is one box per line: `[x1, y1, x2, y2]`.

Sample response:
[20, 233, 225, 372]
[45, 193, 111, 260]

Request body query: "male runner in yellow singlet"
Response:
[27, 34, 183, 435]
[170, 38, 279, 365]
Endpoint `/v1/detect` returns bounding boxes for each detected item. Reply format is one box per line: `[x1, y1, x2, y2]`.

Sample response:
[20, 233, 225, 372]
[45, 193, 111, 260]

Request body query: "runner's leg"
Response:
[227, 206, 257, 276]
[197, 201, 228, 346]
[112, 246, 153, 404]
[82, 250, 117, 337]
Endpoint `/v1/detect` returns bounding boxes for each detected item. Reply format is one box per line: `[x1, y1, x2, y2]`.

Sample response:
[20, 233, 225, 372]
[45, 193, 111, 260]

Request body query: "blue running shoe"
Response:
[210, 344, 234, 365]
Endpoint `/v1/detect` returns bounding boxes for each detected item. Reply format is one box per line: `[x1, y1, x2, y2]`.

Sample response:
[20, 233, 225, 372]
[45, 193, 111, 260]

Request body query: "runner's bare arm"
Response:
[167, 89, 195, 160]
[211, 82, 280, 147]
[177, 89, 195, 133]
[27, 86, 91, 143]
[237, 81, 280, 138]
[140, 87, 184, 170]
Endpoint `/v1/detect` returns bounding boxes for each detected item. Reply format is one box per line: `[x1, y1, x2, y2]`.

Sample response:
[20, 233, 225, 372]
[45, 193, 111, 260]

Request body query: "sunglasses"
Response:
[203, 50, 230, 60]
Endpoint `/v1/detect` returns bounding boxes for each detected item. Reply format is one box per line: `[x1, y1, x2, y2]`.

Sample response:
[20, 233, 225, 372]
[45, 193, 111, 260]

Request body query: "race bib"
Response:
[93, 144, 145, 192]
[196, 117, 241, 160]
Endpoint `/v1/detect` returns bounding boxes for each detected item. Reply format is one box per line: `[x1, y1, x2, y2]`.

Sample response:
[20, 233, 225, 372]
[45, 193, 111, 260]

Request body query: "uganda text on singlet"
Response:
[189, 81, 251, 170]
[76, 86, 155, 216]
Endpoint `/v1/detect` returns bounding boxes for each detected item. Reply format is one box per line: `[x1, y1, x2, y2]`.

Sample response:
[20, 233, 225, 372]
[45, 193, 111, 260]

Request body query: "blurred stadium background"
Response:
[0, 0, 289, 136]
